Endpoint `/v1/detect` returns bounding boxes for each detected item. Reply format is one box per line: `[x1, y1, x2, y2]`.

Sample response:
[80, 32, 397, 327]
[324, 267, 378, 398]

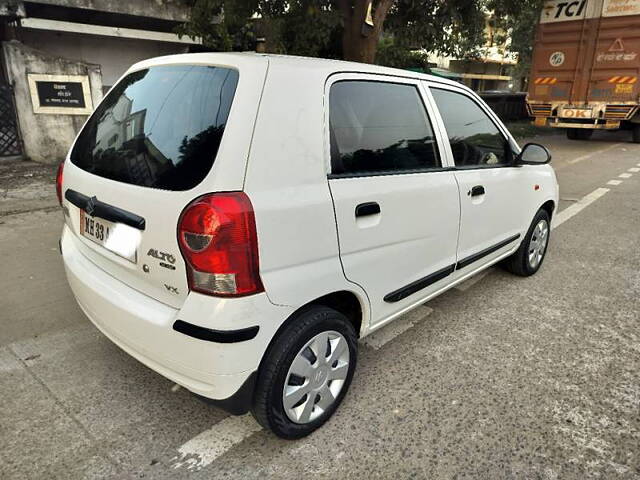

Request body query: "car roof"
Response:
[128, 52, 465, 89]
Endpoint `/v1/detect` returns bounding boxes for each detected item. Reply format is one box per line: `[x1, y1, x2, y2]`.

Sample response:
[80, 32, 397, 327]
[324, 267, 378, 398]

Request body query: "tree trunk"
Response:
[342, 22, 380, 63]
[339, 0, 392, 64]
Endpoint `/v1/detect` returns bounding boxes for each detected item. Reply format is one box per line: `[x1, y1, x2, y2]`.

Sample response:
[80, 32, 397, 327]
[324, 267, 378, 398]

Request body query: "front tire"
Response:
[503, 209, 551, 277]
[632, 124, 640, 144]
[251, 306, 357, 439]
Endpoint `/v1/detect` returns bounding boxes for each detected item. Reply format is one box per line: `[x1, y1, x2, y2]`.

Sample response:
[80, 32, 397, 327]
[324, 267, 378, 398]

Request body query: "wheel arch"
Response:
[258, 290, 364, 364]
[272, 290, 365, 341]
[306, 290, 364, 338]
[253, 289, 366, 403]
[540, 199, 556, 220]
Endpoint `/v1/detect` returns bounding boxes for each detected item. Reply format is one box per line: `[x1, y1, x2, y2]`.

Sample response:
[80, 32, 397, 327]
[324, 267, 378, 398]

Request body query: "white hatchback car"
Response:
[59, 53, 558, 438]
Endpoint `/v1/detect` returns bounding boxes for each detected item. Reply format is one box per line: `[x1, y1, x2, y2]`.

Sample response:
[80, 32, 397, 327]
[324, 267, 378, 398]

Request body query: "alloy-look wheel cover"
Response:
[282, 331, 350, 424]
[528, 219, 549, 269]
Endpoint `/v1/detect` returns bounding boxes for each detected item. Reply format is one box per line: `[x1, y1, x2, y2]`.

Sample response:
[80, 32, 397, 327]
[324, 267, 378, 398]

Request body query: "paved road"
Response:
[1, 130, 639, 479]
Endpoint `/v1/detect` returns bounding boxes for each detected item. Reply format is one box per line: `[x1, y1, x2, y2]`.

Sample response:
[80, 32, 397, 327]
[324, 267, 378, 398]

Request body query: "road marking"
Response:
[567, 143, 623, 165]
[629, 167, 640, 173]
[552, 188, 610, 229]
[362, 305, 433, 350]
[619, 173, 632, 179]
[171, 415, 262, 471]
[607, 180, 623, 186]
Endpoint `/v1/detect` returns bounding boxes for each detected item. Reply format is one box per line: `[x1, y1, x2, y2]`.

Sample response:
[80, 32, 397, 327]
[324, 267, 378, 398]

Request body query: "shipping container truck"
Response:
[527, 0, 640, 142]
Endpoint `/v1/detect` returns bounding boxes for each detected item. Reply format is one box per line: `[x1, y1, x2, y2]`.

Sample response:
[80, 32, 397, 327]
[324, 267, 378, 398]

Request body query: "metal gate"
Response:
[0, 83, 22, 157]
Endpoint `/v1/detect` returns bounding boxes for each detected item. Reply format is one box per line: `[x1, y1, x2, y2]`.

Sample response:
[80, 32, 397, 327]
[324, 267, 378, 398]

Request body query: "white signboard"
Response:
[541, 0, 640, 22]
[540, 0, 591, 23]
[603, 0, 640, 17]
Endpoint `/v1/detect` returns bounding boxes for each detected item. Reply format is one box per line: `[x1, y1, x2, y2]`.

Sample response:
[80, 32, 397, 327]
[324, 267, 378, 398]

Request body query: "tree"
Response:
[176, 0, 258, 51]
[177, 0, 488, 64]
[345, 0, 487, 63]
[488, 0, 545, 88]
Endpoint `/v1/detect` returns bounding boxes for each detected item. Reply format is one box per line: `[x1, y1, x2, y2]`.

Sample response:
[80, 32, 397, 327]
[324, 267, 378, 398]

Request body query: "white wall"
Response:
[3, 40, 103, 163]
[27, 0, 190, 22]
[20, 29, 188, 87]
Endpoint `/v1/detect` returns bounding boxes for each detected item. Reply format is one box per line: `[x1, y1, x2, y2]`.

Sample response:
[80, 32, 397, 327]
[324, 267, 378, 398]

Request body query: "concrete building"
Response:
[428, 47, 517, 92]
[427, 14, 518, 92]
[0, 0, 199, 163]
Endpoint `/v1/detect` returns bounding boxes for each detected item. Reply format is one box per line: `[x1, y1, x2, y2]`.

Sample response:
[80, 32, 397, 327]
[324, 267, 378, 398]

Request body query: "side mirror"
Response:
[516, 143, 552, 165]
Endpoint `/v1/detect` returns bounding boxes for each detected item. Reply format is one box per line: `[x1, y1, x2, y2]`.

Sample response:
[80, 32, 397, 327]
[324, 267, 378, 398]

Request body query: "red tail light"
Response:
[56, 162, 64, 206]
[177, 192, 264, 297]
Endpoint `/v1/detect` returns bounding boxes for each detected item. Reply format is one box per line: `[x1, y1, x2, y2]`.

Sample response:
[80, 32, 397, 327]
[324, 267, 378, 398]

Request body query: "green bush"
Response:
[376, 38, 429, 71]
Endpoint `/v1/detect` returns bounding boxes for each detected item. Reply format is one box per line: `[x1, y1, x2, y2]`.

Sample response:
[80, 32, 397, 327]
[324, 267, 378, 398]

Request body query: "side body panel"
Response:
[325, 73, 460, 327]
[242, 60, 371, 334]
[427, 82, 559, 275]
[329, 172, 460, 326]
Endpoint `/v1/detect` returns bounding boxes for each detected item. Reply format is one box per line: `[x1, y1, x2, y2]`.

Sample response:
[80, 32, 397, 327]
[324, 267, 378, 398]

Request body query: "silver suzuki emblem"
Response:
[85, 196, 97, 216]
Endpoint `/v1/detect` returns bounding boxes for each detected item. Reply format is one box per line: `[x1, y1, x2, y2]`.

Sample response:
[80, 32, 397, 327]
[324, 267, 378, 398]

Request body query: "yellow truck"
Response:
[527, 0, 640, 141]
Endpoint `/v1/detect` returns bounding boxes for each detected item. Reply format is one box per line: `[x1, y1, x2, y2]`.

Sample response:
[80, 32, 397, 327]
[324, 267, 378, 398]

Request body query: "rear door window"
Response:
[71, 65, 239, 191]
[329, 80, 441, 176]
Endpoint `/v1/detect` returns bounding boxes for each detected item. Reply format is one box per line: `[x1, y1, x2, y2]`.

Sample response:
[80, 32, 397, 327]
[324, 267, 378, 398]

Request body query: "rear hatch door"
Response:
[585, 1, 640, 108]
[529, 0, 598, 105]
[62, 55, 268, 308]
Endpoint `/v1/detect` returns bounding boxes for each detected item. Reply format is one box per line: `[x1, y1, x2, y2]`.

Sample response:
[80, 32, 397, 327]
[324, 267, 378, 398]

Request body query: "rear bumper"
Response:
[527, 102, 638, 129]
[61, 225, 293, 409]
[549, 121, 621, 130]
[532, 117, 621, 129]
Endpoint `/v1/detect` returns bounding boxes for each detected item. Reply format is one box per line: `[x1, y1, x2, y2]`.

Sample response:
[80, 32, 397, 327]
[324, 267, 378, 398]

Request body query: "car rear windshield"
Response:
[70, 65, 239, 191]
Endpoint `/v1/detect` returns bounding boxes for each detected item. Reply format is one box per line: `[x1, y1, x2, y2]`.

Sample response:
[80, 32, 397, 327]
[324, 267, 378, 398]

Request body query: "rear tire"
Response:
[566, 128, 593, 140]
[632, 124, 640, 144]
[251, 306, 357, 439]
[503, 209, 551, 277]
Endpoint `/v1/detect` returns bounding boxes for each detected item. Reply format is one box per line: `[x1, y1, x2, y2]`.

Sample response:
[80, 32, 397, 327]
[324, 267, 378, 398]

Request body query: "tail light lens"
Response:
[177, 192, 264, 297]
[56, 162, 64, 206]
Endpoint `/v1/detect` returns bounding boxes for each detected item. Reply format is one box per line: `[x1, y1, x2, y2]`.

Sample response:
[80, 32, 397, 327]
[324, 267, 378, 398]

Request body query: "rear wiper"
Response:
[65, 189, 146, 231]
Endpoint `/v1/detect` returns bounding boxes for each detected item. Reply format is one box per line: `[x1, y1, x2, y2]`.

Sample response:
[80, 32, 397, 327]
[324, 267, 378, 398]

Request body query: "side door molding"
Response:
[384, 264, 456, 303]
[383, 233, 520, 303]
[455, 234, 520, 270]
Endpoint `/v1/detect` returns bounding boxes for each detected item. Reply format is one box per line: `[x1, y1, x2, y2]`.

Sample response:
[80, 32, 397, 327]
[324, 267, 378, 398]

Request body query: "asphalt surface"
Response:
[1, 129, 639, 479]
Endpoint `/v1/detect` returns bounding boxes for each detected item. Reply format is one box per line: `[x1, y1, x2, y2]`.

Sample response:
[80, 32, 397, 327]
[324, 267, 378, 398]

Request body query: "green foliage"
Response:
[385, 0, 486, 59]
[375, 38, 428, 69]
[177, 0, 341, 56]
[275, 3, 342, 57]
[176, 0, 258, 51]
[176, 0, 542, 70]
[488, 0, 545, 77]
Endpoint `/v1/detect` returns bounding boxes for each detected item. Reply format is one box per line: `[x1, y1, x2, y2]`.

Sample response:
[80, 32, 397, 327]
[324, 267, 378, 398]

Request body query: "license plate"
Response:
[79, 210, 138, 263]
[560, 108, 593, 119]
[615, 84, 633, 94]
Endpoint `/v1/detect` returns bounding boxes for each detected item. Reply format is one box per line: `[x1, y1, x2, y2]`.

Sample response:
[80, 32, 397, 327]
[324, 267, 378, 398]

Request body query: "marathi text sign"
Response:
[603, 0, 640, 17]
[35, 81, 86, 109]
[27, 74, 93, 115]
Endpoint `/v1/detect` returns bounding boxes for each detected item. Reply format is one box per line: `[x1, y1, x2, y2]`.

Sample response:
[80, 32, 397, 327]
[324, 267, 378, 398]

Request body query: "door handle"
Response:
[355, 202, 381, 217]
[468, 185, 485, 197]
